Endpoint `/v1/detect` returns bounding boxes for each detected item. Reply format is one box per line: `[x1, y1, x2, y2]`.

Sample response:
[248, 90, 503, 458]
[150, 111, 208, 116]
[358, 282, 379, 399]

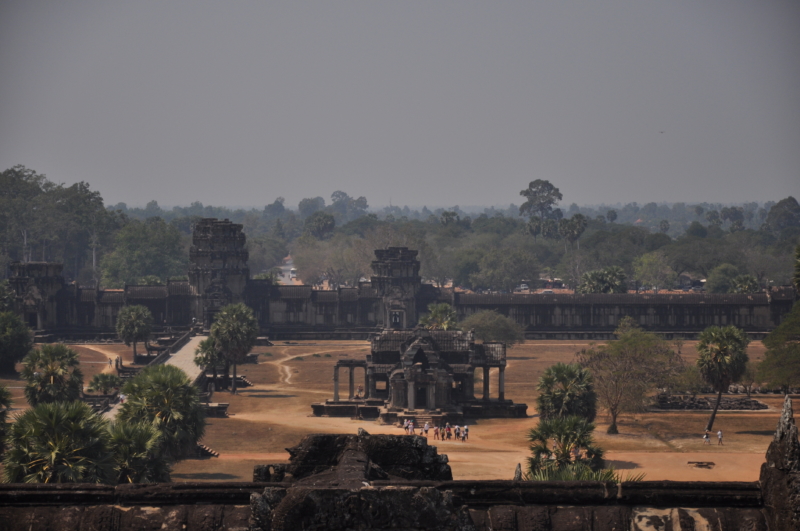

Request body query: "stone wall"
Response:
[2, 397, 799, 530]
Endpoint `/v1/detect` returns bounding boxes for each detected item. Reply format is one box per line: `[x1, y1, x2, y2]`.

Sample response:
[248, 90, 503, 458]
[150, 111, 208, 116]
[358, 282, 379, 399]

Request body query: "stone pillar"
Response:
[349, 366, 355, 399]
[333, 366, 340, 402]
[408, 381, 415, 410]
[366, 367, 373, 399]
[427, 384, 436, 411]
[499, 366, 505, 401]
[483, 367, 490, 401]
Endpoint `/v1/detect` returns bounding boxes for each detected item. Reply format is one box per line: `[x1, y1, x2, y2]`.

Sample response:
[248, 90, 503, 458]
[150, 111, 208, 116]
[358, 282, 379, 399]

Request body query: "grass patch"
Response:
[324, 354, 331, 358]
[295, 357, 304, 361]
[312, 354, 321, 358]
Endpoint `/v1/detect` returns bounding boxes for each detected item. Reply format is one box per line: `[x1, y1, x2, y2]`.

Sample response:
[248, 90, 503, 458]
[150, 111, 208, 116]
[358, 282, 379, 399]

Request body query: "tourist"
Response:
[703, 430, 710, 445]
[409, 421, 415, 435]
[463, 425, 468, 440]
[433, 425, 440, 440]
[445, 425, 452, 440]
[423, 422, 430, 437]
[403, 419, 409, 433]
[717, 430, 723, 445]
[454, 426, 461, 440]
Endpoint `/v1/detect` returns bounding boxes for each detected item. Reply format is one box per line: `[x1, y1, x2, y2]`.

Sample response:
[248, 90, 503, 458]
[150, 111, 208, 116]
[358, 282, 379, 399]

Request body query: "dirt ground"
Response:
[1, 339, 782, 483]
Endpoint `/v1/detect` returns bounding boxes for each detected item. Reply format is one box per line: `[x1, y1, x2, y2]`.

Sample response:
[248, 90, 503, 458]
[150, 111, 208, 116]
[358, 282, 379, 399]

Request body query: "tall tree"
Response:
[730, 275, 760, 294]
[22, 344, 84, 406]
[0, 384, 11, 458]
[419, 303, 458, 330]
[527, 415, 604, 475]
[793, 244, 800, 293]
[0, 311, 33, 373]
[107, 421, 171, 484]
[696, 325, 750, 431]
[101, 217, 187, 287]
[0, 280, 15, 312]
[576, 267, 628, 294]
[119, 364, 206, 461]
[536, 363, 597, 421]
[460, 310, 525, 347]
[633, 251, 677, 291]
[116, 305, 153, 359]
[210, 303, 259, 394]
[194, 337, 222, 388]
[519, 180, 563, 220]
[578, 318, 684, 433]
[87, 373, 123, 395]
[3, 401, 114, 484]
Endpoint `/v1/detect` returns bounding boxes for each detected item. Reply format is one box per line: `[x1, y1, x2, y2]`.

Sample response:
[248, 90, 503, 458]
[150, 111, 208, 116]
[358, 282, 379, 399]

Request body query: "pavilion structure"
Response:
[311, 328, 527, 424]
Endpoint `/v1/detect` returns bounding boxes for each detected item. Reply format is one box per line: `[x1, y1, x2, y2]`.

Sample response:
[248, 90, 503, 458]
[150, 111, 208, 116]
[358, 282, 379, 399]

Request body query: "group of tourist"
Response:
[702, 429, 723, 445]
[402, 420, 468, 442]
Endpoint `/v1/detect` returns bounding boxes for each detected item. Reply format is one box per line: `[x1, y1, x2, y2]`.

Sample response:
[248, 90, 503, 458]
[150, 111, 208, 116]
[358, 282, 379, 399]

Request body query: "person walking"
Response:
[463, 425, 469, 441]
[703, 430, 710, 445]
[423, 422, 430, 437]
[433, 425, 440, 440]
[717, 430, 723, 445]
[403, 419, 409, 434]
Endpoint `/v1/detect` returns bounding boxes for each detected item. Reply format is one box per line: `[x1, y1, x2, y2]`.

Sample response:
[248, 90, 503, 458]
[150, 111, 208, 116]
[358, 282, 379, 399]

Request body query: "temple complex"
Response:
[6, 217, 796, 339]
[311, 328, 527, 423]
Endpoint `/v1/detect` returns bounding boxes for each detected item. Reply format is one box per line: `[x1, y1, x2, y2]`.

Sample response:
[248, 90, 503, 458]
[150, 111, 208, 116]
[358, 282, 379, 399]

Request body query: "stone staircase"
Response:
[196, 443, 219, 458]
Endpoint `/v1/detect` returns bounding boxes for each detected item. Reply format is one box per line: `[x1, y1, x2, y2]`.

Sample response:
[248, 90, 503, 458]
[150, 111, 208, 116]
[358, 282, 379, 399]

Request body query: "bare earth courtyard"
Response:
[0, 339, 782, 483]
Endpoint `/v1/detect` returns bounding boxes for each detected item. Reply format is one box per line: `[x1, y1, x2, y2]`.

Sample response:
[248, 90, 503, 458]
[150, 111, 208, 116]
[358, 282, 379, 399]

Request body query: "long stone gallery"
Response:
[7, 218, 796, 340]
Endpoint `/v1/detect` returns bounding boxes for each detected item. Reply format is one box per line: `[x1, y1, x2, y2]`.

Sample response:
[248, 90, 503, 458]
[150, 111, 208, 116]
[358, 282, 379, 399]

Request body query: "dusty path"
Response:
[171, 340, 778, 483]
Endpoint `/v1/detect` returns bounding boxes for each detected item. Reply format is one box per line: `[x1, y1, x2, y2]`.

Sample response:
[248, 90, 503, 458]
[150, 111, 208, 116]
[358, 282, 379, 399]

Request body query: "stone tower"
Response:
[188, 219, 250, 327]
[370, 247, 421, 329]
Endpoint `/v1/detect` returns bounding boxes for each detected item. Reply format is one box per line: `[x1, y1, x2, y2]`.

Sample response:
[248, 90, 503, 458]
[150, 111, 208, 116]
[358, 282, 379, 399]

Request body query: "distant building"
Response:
[6, 218, 795, 339]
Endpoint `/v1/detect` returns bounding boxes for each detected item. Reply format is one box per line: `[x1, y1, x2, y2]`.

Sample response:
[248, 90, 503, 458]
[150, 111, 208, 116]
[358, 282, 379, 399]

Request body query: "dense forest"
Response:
[1, 166, 798, 292]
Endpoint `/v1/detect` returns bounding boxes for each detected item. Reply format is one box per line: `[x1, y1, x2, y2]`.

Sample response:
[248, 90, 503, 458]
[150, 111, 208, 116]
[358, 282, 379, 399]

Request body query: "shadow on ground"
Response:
[171, 472, 240, 480]
[604, 460, 640, 470]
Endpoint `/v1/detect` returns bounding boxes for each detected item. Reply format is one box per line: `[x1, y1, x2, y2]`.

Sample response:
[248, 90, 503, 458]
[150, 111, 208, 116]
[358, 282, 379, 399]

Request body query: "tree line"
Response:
[2, 166, 798, 293]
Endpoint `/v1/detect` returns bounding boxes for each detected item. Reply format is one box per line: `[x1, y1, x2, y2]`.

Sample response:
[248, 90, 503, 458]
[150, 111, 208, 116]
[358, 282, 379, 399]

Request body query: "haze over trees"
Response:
[1, 166, 797, 295]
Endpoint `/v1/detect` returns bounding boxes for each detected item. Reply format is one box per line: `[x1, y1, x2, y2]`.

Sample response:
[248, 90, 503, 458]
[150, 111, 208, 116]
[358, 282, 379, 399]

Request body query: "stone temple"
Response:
[6, 217, 796, 341]
[311, 328, 527, 424]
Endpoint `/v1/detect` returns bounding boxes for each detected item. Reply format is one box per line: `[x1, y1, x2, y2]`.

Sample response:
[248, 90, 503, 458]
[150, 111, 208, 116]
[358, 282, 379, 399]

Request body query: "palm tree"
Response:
[419, 303, 458, 331]
[526, 461, 644, 482]
[536, 363, 597, 422]
[118, 364, 205, 461]
[576, 267, 627, 294]
[21, 344, 84, 406]
[3, 401, 114, 484]
[730, 275, 760, 294]
[87, 373, 123, 395]
[107, 421, 171, 484]
[0, 384, 12, 458]
[116, 305, 153, 359]
[194, 337, 222, 389]
[697, 325, 750, 431]
[210, 303, 259, 394]
[527, 415, 604, 475]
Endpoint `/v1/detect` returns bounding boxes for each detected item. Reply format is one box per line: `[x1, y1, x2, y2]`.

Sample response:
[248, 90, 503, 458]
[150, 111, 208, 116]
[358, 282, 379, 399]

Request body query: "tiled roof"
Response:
[339, 288, 359, 302]
[126, 285, 169, 299]
[455, 292, 770, 306]
[314, 291, 339, 303]
[99, 291, 124, 304]
[770, 287, 797, 301]
[277, 285, 313, 299]
[79, 289, 97, 302]
[168, 281, 192, 295]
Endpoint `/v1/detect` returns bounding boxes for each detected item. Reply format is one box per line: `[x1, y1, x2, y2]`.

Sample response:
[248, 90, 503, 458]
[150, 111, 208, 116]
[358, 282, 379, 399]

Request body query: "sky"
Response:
[1, 1, 798, 210]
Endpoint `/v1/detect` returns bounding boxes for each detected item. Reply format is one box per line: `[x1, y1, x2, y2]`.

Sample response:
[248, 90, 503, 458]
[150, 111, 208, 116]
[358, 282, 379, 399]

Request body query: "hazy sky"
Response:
[1, 1, 798, 210]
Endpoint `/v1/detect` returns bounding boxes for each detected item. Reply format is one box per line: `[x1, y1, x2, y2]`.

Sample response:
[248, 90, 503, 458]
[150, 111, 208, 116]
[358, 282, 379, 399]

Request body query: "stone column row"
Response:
[481, 366, 506, 402]
[333, 365, 371, 402]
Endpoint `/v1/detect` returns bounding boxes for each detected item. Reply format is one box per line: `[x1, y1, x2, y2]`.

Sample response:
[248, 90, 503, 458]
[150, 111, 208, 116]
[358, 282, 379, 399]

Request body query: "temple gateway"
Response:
[311, 328, 527, 423]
